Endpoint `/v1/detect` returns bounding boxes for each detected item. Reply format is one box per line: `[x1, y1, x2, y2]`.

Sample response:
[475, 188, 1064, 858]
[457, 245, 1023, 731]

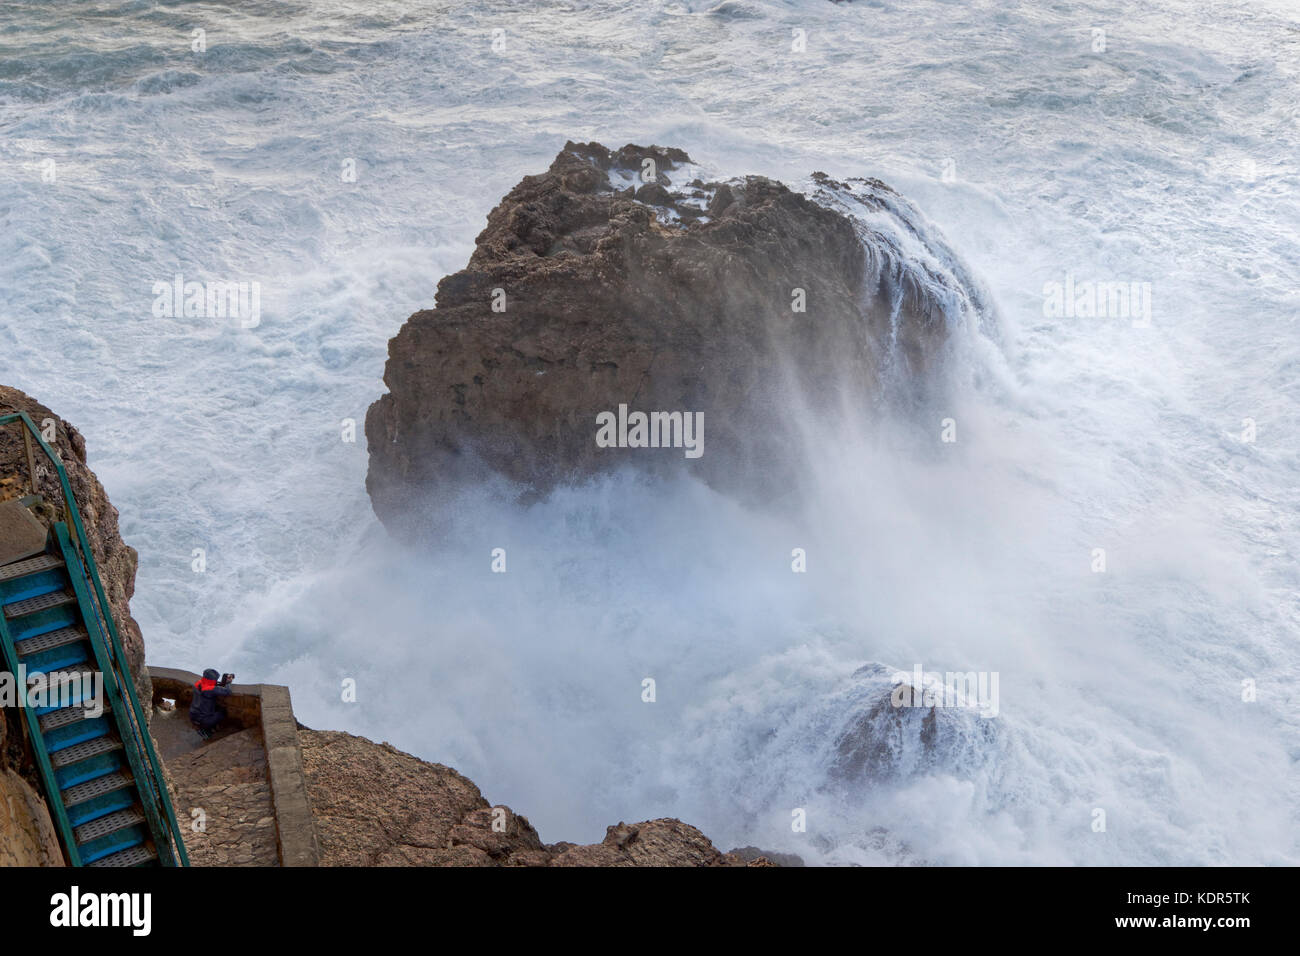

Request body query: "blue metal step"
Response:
[87, 844, 157, 868]
[0, 553, 64, 594]
[80, 828, 149, 865]
[15, 624, 87, 658]
[55, 753, 127, 791]
[0, 553, 62, 580]
[77, 809, 148, 864]
[66, 787, 137, 828]
[0, 567, 67, 605]
[45, 715, 112, 753]
[39, 697, 110, 733]
[60, 770, 133, 816]
[4, 591, 79, 641]
[20, 640, 92, 677]
[62, 770, 134, 808]
[62, 771, 138, 828]
[52, 736, 126, 790]
[32, 664, 100, 715]
[4, 586, 77, 619]
[50, 734, 123, 767]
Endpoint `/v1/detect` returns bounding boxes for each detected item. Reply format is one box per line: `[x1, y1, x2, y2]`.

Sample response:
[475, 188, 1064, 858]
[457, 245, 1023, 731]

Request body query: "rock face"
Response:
[0, 705, 63, 869]
[299, 729, 762, 866]
[366, 141, 949, 536]
[0, 385, 151, 866]
[0, 768, 62, 867]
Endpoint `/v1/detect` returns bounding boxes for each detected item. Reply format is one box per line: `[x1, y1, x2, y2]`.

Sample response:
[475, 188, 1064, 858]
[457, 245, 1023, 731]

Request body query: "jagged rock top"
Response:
[367, 141, 946, 535]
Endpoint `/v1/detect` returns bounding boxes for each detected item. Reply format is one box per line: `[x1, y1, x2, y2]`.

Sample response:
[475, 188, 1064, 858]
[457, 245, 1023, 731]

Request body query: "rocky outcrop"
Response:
[0, 700, 63, 867]
[299, 729, 764, 866]
[546, 818, 733, 867]
[366, 141, 951, 536]
[0, 768, 62, 867]
[727, 845, 806, 868]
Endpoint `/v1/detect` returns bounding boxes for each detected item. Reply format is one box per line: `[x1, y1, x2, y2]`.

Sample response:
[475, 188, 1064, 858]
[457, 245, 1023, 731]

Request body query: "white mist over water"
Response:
[1, 0, 1296, 863]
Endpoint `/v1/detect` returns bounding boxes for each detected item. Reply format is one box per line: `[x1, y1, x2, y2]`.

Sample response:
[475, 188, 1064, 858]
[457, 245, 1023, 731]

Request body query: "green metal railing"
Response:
[0, 410, 189, 866]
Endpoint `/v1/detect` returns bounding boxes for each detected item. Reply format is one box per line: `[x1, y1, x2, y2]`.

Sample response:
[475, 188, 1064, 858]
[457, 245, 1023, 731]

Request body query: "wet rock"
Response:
[828, 663, 1002, 785]
[366, 140, 949, 538]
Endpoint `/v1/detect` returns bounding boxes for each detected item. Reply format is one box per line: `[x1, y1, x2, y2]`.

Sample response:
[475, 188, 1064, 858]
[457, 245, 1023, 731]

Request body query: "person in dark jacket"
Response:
[190, 668, 232, 738]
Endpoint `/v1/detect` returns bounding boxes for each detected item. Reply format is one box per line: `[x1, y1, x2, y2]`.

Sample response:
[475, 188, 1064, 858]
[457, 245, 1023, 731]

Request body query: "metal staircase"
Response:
[0, 411, 187, 866]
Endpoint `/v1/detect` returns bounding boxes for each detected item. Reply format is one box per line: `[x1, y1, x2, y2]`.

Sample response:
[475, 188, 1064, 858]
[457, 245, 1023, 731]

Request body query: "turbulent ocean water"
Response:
[1, 0, 1297, 864]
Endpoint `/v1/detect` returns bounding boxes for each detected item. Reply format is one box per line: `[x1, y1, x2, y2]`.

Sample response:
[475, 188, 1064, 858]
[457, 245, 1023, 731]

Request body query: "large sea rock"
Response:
[366, 141, 959, 535]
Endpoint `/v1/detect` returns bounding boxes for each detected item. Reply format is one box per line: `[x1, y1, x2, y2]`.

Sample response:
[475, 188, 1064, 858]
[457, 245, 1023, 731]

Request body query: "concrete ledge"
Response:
[150, 666, 262, 730]
[258, 685, 320, 867]
[149, 666, 321, 867]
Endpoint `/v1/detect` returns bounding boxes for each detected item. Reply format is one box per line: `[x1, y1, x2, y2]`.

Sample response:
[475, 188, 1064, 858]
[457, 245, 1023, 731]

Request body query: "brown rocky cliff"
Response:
[0, 768, 62, 867]
[299, 729, 764, 866]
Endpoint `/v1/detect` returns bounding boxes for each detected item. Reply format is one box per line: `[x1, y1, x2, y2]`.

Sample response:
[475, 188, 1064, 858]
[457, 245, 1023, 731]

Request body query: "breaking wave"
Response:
[2, 0, 1295, 864]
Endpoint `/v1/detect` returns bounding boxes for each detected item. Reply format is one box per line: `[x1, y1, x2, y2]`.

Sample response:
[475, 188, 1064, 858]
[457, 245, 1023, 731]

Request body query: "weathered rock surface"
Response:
[299, 729, 762, 867]
[366, 141, 949, 536]
[0, 768, 62, 867]
[728, 845, 806, 868]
